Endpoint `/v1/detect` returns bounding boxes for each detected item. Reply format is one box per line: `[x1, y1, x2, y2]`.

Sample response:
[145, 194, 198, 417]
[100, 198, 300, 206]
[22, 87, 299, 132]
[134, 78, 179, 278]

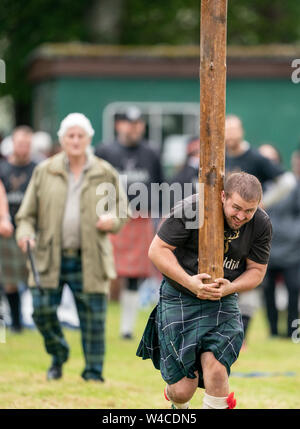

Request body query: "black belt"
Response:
[62, 248, 81, 258]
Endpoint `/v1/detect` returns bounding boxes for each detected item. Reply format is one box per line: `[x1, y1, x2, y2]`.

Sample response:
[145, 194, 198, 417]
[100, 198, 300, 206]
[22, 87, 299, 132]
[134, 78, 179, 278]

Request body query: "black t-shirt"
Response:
[95, 140, 163, 214]
[157, 194, 272, 297]
[225, 147, 284, 187]
[0, 160, 36, 226]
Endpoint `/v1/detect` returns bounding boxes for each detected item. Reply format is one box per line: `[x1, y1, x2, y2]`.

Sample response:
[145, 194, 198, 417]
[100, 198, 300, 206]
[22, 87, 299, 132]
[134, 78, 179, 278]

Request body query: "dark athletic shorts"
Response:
[137, 279, 244, 388]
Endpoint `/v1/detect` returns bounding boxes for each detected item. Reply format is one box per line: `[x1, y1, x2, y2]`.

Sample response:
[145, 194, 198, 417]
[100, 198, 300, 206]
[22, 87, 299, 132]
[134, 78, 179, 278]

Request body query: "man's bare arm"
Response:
[148, 235, 222, 300]
[215, 258, 267, 297]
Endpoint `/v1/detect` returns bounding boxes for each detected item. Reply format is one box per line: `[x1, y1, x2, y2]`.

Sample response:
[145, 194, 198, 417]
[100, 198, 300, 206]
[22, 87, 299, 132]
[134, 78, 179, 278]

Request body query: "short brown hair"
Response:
[12, 125, 33, 138]
[224, 172, 262, 203]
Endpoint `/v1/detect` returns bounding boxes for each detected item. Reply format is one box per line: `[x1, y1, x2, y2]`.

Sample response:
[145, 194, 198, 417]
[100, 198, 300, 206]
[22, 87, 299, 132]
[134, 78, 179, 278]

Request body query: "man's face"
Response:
[116, 119, 145, 146]
[128, 120, 145, 143]
[61, 126, 91, 157]
[13, 130, 32, 162]
[222, 191, 259, 230]
[225, 118, 244, 152]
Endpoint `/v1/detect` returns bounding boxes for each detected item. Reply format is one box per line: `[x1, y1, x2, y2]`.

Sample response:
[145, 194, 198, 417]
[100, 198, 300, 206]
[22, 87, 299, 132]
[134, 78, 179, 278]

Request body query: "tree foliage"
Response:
[0, 0, 92, 121]
[119, 0, 300, 45]
[1, 0, 300, 124]
[227, 0, 300, 45]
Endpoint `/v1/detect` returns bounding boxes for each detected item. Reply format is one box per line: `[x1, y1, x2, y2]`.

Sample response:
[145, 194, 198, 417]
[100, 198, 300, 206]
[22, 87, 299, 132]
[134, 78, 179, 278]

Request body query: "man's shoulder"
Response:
[227, 146, 263, 163]
[139, 141, 160, 157]
[95, 141, 119, 157]
[232, 146, 264, 166]
[246, 146, 262, 158]
[40, 152, 61, 169]
[92, 153, 118, 175]
[254, 206, 271, 223]
[26, 160, 37, 172]
[247, 147, 284, 173]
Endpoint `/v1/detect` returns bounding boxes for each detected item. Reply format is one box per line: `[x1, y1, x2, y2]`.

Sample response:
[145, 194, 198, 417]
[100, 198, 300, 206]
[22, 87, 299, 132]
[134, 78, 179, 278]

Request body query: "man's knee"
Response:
[168, 377, 198, 403]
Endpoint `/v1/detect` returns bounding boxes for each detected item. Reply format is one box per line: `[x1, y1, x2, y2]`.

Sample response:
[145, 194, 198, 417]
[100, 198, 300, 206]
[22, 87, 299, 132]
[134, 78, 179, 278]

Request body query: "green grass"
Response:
[0, 302, 299, 409]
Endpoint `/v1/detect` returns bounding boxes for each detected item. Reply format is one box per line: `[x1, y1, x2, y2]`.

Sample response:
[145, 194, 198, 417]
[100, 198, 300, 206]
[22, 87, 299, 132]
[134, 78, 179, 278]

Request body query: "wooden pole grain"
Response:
[198, 0, 228, 279]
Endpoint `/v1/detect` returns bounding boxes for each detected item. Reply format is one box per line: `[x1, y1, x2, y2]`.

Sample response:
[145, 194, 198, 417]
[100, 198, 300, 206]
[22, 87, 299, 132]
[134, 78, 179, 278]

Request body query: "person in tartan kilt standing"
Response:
[0, 126, 36, 333]
[16, 113, 129, 382]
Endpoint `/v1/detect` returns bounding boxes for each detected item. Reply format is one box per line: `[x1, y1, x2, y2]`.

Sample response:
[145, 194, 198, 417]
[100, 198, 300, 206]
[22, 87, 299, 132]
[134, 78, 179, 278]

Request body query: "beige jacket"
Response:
[15, 152, 129, 294]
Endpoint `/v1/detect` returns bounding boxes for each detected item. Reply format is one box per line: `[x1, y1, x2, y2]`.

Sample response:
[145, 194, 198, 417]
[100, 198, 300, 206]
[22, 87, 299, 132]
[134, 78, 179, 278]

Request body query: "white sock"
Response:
[120, 289, 139, 336]
[202, 392, 228, 409]
[172, 400, 190, 409]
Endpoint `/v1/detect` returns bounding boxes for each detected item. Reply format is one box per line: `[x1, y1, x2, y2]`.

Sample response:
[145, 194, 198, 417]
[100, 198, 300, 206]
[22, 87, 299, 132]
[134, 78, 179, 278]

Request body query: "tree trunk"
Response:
[198, 0, 228, 280]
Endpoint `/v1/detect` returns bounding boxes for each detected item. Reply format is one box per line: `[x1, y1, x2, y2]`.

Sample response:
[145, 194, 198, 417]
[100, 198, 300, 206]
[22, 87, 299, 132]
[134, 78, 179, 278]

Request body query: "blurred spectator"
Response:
[0, 132, 6, 160]
[16, 113, 129, 381]
[261, 146, 300, 339]
[0, 135, 13, 159]
[95, 106, 163, 339]
[258, 143, 282, 164]
[0, 179, 13, 237]
[0, 178, 14, 324]
[31, 131, 53, 163]
[225, 115, 296, 207]
[225, 115, 296, 343]
[169, 136, 199, 208]
[291, 149, 300, 179]
[0, 126, 36, 332]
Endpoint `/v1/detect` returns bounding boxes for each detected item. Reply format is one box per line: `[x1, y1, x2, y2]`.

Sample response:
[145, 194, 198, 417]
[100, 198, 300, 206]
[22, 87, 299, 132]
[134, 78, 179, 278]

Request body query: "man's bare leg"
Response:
[165, 373, 199, 408]
[201, 352, 235, 409]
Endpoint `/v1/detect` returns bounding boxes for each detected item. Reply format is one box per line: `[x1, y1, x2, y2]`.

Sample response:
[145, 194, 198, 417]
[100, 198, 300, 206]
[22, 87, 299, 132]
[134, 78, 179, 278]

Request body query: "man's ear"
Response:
[221, 190, 225, 203]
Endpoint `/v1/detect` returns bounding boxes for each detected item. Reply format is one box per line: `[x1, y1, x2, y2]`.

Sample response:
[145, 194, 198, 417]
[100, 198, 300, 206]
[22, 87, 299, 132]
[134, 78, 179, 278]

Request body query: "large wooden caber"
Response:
[198, 0, 228, 280]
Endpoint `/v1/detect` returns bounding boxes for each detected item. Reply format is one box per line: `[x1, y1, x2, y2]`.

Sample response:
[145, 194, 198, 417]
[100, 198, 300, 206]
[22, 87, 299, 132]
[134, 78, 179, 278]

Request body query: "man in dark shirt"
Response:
[225, 114, 295, 208]
[95, 107, 163, 339]
[0, 126, 36, 332]
[137, 172, 272, 409]
[225, 115, 295, 341]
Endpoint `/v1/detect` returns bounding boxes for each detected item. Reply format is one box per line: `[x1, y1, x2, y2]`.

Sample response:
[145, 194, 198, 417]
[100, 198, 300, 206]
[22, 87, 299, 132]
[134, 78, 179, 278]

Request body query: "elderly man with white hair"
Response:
[15, 113, 129, 382]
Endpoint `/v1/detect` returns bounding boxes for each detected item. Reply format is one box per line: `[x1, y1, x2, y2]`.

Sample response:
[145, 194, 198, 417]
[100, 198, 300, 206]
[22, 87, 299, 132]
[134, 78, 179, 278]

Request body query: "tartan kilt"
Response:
[0, 235, 28, 284]
[110, 216, 155, 278]
[136, 279, 244, 388]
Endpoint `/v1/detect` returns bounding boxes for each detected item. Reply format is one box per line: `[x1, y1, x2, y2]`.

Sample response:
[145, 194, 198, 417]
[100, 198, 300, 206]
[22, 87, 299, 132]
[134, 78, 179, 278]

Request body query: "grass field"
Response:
[0, 301, 299, 409]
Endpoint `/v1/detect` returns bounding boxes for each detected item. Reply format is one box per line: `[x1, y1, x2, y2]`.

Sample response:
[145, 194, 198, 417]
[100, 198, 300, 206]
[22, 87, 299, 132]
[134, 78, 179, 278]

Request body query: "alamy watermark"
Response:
[291, 319, 300, 344]
[0, 59, 5, 83]
[96, 175, 205, 229]
[291, 59, 300, 83]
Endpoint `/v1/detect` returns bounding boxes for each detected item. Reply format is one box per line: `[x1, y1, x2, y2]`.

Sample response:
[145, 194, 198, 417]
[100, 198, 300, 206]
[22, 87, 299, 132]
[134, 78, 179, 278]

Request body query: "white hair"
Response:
[57, 113, 95, 142]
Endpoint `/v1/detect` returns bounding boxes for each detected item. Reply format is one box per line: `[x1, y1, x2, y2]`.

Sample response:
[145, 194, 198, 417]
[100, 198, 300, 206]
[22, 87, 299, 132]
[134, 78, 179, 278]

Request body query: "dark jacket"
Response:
[267, 179, 300, 268]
